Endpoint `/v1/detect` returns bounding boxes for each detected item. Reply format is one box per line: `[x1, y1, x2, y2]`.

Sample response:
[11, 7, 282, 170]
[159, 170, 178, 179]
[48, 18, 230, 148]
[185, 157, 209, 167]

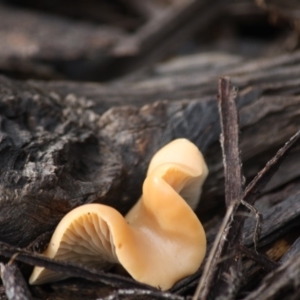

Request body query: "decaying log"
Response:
[1, 50, 300, 249]
[30, 50, 300, 212]
[1, 46, 300, 299]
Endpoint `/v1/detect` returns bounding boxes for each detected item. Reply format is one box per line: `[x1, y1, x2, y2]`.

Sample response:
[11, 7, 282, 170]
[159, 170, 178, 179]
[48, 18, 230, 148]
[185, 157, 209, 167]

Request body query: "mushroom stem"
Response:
[124, 163, 206, 289]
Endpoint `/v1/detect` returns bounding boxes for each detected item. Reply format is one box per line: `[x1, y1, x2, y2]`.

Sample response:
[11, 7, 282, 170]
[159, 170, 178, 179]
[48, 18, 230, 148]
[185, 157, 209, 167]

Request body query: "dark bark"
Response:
[1, 51, 300, 249]
[1, 44, 300, 299]
[243, 254, 300, 300]
[194, 77, 244, 299]
[231, 181, 300, 298]
[193, 74, 300, 299]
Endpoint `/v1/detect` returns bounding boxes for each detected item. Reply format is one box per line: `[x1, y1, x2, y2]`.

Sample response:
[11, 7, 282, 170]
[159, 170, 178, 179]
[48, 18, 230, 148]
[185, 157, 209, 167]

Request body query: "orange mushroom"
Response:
[29, 139, 208, 290]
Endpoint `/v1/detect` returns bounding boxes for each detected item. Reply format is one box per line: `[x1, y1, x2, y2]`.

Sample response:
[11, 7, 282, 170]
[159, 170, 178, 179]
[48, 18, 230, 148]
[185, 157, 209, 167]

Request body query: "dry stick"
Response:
[238, 245, 279, 272]
[243, 130, 300, 207]
[193, 131, 300, 300]
[218, 77, 243, 208]
[0, 241, 154, 291]
[101, 289, 185, 300]
[193, 77, 300, 299]
[193, 202, 237, 300]
[0, 242, 186, 299]
[193, 77, 244, 300]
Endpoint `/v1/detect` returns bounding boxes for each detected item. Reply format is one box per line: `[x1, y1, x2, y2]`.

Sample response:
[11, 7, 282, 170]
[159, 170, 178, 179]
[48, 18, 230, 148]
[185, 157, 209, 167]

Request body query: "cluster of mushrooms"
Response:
[29, 139, 208, 291]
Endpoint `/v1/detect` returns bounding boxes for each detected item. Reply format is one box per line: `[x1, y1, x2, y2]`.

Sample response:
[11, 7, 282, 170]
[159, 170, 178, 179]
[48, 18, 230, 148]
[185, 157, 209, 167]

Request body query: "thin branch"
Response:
[194, 77, 243, 299]
[194, 128, 300, 299]
[240, 200, 262, 251]
[218, 77, 243, 207]
[193, 76, 300, 300]
[238, 245, 279, 272]
[243, 130, 300, 206]
[193, 201, 237, 300]
[0, 241, 154, 290]
[100, 289, 185, 300]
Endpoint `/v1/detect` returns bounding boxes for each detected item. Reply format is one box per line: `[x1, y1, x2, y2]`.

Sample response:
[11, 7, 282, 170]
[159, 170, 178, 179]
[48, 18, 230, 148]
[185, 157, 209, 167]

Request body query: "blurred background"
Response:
[0, 0, 299, 81]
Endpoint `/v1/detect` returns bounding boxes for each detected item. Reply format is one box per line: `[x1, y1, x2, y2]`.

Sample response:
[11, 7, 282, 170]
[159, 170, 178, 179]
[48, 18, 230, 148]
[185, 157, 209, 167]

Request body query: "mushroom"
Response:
[29, 139, 208, 290]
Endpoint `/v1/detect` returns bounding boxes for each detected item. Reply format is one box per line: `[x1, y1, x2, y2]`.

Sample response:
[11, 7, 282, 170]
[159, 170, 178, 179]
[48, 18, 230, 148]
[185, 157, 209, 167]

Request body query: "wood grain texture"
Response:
[1, 51, 300, 249]
[1, 43, 300, 299]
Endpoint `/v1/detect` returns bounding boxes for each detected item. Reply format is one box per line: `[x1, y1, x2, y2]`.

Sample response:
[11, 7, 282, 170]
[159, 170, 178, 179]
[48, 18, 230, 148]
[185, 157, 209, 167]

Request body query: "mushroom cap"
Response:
[147, 138, 208, 209]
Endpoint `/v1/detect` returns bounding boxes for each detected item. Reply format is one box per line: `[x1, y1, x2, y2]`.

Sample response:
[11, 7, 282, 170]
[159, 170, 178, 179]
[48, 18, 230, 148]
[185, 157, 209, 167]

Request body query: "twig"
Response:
[240, 199, 262, 251]
[243, 183, 300, 248]
[100, 289, 185, 300]
[193, 76, 300, 300]
[193, 201, 237, 300]
[0, 241, 155, 290]
[243, 130, 300, 206]
[238, 245, 279, 272]
[194, 128, 300, 299]
[218, 77, 243, 207]
[111, 0, 223, 80]
[194, 77, 243, 299]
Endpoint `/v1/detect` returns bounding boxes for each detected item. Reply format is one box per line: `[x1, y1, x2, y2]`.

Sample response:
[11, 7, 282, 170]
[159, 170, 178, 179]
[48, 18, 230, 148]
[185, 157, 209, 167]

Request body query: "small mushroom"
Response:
[29, 139, 208, 290]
